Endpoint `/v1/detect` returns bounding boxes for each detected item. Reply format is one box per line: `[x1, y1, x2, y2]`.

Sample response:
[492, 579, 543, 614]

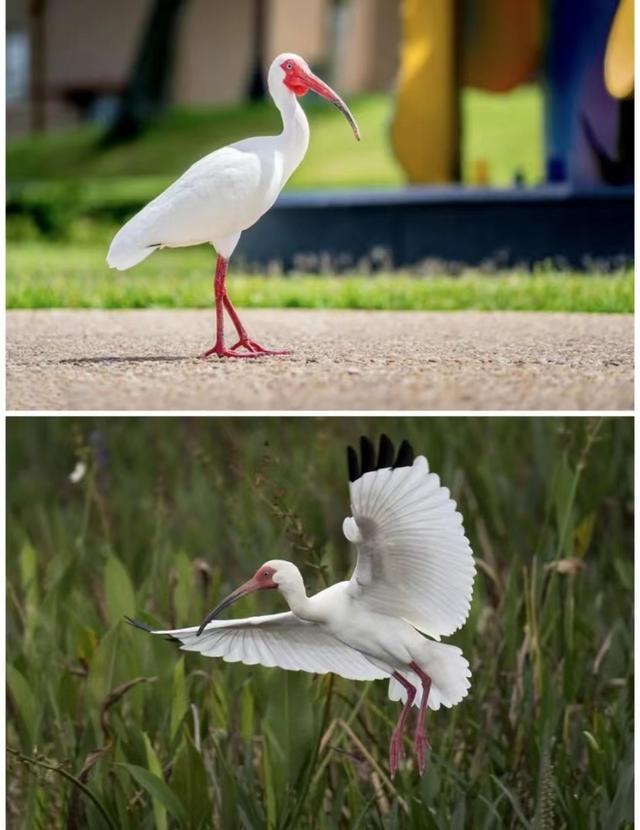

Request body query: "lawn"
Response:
[7, 95, 405, 191]
[8, 87, 542, 189]
[6, 417, 634, 828]
[7, 87, 544, 240]
[6, 242, 633, 313]
[9, 85, 586, 318]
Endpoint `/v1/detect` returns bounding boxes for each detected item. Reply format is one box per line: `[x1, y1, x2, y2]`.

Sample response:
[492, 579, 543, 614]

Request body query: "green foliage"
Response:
[104, 555, 137, 625]
[6, 88, 542, 238]
[462, 86, 542, 185]
[6, 241, 634, 313]
[6, 418, 634, 828]
[7, 88, 541, 186]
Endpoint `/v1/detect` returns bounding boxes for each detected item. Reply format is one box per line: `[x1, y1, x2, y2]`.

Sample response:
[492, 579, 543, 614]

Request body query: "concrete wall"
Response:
[172, 0, 254, 105]
[173, 0, 333, 105]
[7, 0, 151, 133]
[44, 0, 150, 91]
[267, 0, 328, 68]
[7, 0, 401, 135]
[336, 0, 400, 94]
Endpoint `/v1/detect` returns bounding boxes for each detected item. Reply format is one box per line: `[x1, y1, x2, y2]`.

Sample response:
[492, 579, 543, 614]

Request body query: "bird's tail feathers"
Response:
[388, 640, 471, 710]
[107, 226, 160, 270]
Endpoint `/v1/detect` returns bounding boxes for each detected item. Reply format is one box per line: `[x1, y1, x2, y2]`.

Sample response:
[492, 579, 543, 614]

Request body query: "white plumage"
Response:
[106, 53, 360, 357]
[346, 456, 475, 640]
[106, 138, 291, 270]
[129, 435, 475, 775]
[161, 612, 387, 681]
[386, 643, 471, 711]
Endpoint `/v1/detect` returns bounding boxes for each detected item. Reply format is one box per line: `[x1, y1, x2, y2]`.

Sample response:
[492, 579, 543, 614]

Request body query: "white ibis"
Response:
[128, 436, 475, 776]
[107, 53, 360, 358]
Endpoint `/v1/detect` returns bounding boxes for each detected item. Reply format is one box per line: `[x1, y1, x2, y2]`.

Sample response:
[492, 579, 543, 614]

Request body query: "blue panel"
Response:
[236, 186, 634, 270]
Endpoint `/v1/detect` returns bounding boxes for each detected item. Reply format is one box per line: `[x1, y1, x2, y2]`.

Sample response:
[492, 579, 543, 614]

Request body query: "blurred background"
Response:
[5, 0, 634, 308]
[6, 0, 634, 182]
[6, 416, 634, 827]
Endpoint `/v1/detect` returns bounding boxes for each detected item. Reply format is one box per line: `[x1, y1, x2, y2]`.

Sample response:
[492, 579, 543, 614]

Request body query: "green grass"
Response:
[461, 85, 542, 185]
[6, 418, 634, 828]
[7, 87, 542, 190]
[6, 242, 634, 313]
[6, 96, 401, 195]
[6, 88, 543, 241]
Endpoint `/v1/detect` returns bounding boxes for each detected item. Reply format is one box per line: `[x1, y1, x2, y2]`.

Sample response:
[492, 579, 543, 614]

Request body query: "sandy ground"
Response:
[6, 309, 633, 411]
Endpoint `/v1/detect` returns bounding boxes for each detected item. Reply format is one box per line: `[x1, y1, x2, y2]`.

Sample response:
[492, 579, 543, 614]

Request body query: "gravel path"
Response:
[6, 309, 633, 411]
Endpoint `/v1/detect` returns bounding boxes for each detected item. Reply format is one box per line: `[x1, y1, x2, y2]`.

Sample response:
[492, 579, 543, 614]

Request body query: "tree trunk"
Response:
[28, 0, 47, 133]
[105, 0, 188, 144]
[246, 0, 266, 101]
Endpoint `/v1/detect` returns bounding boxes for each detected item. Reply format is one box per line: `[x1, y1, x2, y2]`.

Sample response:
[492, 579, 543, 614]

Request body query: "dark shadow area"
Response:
[58, 355, 192, 365]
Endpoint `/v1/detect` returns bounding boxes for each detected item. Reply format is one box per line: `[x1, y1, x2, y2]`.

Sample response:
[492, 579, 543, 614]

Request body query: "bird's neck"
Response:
[277, 93, 310, 179]
[279, 581, 323, 623]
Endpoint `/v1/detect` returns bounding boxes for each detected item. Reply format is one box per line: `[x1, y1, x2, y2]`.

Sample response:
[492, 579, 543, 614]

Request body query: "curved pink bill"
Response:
[300, 71, 361, 141]
[196, 576, 260, 636]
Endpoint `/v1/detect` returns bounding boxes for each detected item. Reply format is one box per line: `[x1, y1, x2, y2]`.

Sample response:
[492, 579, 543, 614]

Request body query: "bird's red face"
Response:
[252, 564, 279, 589]
[196, 564, 278, 635]
[280, 58, 360, 141]
[281, 58, 311, 97]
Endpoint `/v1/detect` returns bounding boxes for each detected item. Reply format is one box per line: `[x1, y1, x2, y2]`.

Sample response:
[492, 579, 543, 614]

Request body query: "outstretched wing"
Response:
[343, 436, 475, 640]
[126, 612, 387, 682]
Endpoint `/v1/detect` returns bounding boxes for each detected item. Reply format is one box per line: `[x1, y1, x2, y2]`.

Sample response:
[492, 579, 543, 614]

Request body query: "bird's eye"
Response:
[263, 571, 270, 577]
[286, 62, 293, 70]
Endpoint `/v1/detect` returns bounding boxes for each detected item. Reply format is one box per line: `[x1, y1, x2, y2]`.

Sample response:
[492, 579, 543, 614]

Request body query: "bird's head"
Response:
[270, 52, 360, 141]
[196, 559, 302, 635]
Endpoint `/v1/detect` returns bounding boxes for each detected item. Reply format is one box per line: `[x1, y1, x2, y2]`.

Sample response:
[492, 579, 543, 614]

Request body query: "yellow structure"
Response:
[391, 0, 541, 184]
[392, 0, 633, 185]
[604, 0, 634, 99]
[391, 0, 458, 184]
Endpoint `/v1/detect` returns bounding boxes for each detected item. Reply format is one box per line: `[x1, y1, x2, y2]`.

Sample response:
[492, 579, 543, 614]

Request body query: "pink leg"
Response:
[409, 661, 432, 774]
[223, 294, 291, 356]
[200, 257, 281, 359]
[201, 257, 258, 359]
[389, 671, 417, 778]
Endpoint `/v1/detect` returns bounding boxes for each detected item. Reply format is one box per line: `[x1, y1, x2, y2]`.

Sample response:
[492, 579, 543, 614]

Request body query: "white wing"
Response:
[131, 612, 387, 682]
[107, 137, 282, 269]
[343, 441, 475, 640]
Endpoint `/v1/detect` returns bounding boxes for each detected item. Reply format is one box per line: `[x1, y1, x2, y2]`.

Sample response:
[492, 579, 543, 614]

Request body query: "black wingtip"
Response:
[347, 445, 359, 482]
[347, 435, 415, 483]
[124, 616, 155, 634]
[360, 436, 375, 475]
[125, 616, 181, 644]
[377, 434, 395, 469]
[393, 439, 414, 469]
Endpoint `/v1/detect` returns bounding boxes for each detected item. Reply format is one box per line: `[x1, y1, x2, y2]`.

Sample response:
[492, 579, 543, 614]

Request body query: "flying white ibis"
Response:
[107, 53, 360, 358]
[128, 436, 475, 775]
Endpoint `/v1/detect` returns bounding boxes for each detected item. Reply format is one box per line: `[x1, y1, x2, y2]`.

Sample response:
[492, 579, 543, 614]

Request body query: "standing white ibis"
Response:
[107, 53, 360, 358]
[128, 436, 475, 776]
